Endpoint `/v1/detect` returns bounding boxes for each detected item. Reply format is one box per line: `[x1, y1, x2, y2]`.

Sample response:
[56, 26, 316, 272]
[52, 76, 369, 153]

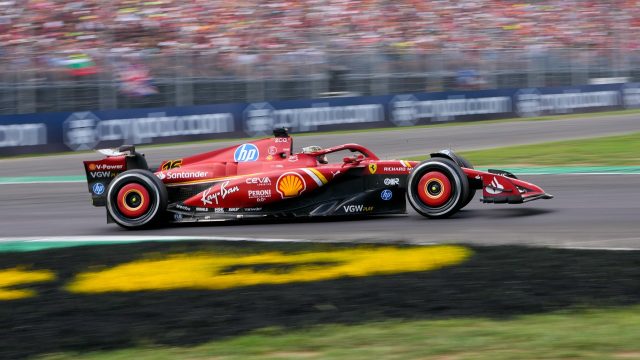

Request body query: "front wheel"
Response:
[106, 169, 168, 229]
[407, 158, 469, 218]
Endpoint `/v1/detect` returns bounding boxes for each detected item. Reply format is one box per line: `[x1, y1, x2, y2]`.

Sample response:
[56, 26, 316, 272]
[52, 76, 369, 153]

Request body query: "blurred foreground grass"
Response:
[41, 305, 640, 360]
[409, 132, 640, 166]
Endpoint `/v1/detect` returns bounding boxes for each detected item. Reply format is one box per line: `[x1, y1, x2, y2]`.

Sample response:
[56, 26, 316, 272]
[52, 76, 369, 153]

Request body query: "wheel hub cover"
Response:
[117, 183, 150, 218]
[417, 171, 452, 207]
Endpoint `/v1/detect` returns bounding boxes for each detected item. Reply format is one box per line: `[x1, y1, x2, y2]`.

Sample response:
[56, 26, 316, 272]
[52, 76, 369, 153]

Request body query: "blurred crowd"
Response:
[1, 0, 639, 93]
[1, 0, 639, 56]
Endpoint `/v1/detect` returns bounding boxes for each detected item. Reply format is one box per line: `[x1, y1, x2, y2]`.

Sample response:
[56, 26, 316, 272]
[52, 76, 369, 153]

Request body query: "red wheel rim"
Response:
[116, 183, 150, 218]
[417, 171, 452, 207]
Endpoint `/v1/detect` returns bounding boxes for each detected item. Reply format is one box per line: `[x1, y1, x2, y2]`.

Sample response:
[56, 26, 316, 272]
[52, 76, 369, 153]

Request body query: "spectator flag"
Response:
[65, 54, 98, 76]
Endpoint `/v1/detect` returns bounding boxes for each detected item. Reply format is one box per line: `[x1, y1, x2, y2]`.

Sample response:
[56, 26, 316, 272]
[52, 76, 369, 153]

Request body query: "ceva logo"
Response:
[234, 144, 259, 162]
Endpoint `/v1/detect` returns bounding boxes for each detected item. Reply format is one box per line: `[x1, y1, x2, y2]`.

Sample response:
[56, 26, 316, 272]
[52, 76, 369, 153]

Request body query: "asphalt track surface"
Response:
[1, 113, 639, 248]
[2, 113, 639, 177]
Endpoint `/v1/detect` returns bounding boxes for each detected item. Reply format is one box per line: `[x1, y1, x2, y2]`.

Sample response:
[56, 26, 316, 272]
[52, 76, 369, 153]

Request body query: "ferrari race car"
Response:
[83, 128, 553, 229]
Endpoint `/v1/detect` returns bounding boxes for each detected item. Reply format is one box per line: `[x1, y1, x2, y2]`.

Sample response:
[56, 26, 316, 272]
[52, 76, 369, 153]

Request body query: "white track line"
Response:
[0, 236, 639, 251]
[0, 235, 314, 243]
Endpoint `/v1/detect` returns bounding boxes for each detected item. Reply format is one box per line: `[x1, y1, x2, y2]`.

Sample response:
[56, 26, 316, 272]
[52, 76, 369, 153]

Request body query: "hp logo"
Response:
[234, 144, 260, 162]
[381, 189, 393, 201]
[92, 183, 105, 195]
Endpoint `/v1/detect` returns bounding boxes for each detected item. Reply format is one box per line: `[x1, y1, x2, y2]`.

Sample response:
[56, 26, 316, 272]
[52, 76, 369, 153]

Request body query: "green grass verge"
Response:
[3, 108, 640, 160]
[408, 132, 640, 166]
[41, 305, 640, 360]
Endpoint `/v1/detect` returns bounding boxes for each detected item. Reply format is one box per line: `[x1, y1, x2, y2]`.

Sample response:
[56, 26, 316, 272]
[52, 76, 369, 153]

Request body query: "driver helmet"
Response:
[301, 145, 328, 164]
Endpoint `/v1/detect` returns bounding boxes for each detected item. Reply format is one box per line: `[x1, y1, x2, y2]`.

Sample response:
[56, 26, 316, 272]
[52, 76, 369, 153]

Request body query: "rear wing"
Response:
[83, 145, 148, 206]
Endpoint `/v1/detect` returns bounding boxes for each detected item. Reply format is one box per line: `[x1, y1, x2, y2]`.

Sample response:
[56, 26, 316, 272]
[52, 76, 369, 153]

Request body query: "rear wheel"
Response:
[407, 158, 469, 218]
[106, 169, 167, 229]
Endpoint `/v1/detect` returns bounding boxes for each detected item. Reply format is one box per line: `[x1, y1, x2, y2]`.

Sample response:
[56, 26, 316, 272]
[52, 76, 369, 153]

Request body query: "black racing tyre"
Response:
[106, 169, 168, 229]
[407, 158, 469, 218]
[456, 155, 476, 209]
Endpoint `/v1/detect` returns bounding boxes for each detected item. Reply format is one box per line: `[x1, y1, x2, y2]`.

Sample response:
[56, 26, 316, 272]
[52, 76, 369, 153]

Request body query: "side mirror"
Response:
[343, 154, 365, 164]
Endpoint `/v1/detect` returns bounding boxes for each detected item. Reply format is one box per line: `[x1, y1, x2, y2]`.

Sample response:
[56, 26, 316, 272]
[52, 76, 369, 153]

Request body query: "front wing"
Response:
[464, 168, 553, 204]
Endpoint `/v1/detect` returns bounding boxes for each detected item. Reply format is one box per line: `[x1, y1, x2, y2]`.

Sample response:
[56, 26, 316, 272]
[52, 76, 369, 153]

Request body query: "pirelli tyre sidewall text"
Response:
[407, 158, 469, 218]
[106, 170, 168, 229]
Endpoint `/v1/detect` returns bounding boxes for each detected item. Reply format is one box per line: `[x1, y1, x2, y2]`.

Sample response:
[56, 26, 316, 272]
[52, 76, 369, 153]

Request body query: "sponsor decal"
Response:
[276, 172, 306, 198]
[201, 181, 240, 206]
[381, 189, 393, 201]
[195, 207, 207, 212]
[248, 189, 272, 201]
[173, 213, 183, 221]
[214, 208, 224, 213]
[485, 176, 505, 195]
[160, 171, 208, 181]
[266, 155, 274, 161]
[383, 167, 410, 172]
[175, 204, 191, 211]
[89, 171, 114, 179]
[384, 178, 400, 186]
[245, 177, 272, 186]
[368, 164, 377, 174]
[92, 183, 105, 195]
[343, 205, 374, 213]
[234, 143, 259, 162]
[288, 155, 298, 162]
[88, 163, 123, 171]
[275, 138, 288, 143]
[268, 146, 278, 155]
[243, 207, 263, 212]
[332, 170, 341, 178]
[161, 159, 183, 171]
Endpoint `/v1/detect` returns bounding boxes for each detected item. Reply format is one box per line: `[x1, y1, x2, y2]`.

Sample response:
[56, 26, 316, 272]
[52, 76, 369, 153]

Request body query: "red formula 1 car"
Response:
[83, 128, 553, 229]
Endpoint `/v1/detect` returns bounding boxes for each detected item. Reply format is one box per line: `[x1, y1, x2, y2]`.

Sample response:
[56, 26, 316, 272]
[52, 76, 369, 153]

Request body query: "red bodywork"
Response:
[83, 133, 552, 226]
[148, 136, 549, 209]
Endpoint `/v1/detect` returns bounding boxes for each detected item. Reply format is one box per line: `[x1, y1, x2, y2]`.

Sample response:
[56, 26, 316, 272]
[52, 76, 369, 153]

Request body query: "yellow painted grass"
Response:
[0, 267, 56, 300]
[66, 245, 471, 294]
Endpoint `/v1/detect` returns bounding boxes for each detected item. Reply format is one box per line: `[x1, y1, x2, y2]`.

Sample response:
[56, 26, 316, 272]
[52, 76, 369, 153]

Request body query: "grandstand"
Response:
[1, 0, 639, 114]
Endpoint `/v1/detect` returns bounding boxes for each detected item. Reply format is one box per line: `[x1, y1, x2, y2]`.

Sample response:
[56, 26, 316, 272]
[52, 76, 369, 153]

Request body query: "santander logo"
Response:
[485, 176, 505, 195]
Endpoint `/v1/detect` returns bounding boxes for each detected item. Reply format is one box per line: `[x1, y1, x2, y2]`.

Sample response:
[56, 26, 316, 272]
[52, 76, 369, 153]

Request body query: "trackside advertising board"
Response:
[1, 83, 639, 156]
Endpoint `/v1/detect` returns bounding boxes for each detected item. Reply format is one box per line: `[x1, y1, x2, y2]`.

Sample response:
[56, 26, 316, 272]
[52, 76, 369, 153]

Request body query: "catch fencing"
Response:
[1, 48, 640, 115]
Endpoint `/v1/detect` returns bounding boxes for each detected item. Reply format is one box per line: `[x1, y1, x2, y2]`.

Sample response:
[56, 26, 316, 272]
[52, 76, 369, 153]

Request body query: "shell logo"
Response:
[276, 172, 306, 198]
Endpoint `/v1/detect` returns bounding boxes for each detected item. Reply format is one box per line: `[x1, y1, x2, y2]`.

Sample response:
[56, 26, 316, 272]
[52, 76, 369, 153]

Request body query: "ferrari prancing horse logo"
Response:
[368, 164, 377, 174]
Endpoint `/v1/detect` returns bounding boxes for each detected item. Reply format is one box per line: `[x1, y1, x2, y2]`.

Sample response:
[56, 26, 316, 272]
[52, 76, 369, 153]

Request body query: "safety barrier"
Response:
[1, 83, 639, 156]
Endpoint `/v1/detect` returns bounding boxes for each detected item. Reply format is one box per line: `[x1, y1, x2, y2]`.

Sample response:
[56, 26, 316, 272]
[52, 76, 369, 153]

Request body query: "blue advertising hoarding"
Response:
[1, 83, 638, 156]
